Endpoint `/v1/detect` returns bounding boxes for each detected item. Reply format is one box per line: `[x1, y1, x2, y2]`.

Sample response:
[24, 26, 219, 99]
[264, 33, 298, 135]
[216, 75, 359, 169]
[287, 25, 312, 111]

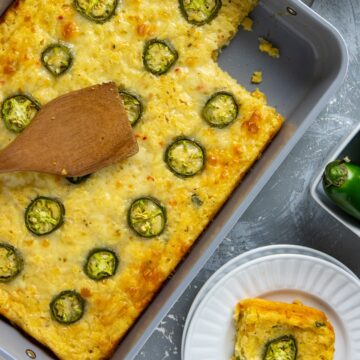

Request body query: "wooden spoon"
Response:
[0, 82, 138, 177]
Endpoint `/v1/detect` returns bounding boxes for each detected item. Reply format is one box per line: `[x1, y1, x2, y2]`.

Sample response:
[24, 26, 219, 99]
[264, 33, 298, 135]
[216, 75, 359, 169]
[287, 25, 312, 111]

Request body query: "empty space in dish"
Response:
[219, 0, 345, 122]
[0, 1, 348, 359]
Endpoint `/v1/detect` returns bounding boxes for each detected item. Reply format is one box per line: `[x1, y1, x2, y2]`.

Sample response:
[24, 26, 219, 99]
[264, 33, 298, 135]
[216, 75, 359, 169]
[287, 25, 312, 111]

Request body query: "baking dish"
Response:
[0, 0, 348, 359]
[311, 123, 360, 237]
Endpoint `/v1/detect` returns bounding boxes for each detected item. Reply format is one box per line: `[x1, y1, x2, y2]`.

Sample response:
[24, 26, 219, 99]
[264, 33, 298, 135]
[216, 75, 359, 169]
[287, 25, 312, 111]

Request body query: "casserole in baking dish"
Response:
[0, 0, 283, 358]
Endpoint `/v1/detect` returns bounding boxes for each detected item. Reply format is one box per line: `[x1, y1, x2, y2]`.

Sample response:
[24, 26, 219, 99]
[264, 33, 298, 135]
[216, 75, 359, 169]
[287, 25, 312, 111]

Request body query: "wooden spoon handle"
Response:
[0, 146, 24, 173]
[0, 83, 138, 176]
[0, 132, 53, 173]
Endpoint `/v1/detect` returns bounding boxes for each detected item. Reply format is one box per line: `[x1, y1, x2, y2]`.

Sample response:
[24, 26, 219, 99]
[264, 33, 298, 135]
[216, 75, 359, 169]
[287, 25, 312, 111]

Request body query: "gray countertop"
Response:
[136, 0, 360, 358]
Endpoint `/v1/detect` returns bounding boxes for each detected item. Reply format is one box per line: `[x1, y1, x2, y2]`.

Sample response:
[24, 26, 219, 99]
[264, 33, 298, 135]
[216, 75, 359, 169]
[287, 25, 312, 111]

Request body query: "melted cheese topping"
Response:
[0, 1, 283, 359]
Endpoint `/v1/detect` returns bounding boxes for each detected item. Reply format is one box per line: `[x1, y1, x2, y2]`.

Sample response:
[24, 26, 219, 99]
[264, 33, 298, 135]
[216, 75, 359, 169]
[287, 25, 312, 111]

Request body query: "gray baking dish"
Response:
[0, 0, 348, 359]
[311, 123, 360, 237]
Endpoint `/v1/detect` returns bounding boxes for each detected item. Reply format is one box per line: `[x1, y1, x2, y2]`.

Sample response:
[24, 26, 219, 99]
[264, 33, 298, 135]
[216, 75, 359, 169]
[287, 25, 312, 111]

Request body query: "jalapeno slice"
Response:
[191, 194, 203, 206]
[25, 197, 65, 236]
[165, 138, 205, 177]
[66, 175, 91, 184]
[143, 39, 178, 76]
[179, 0, 222, 26]
[74, 0, 118, 23]
[119, 90, 143, 127]
[41, 44, 73, 76]
[128, 197, 166, 238]
[202, 91, 238, 128]
[264, 336, 297, 360]
[50, 290, 85, 324]
[0, 244, 23, 283]
[1, 95, 40, 133]
[84, 248, 119, 280]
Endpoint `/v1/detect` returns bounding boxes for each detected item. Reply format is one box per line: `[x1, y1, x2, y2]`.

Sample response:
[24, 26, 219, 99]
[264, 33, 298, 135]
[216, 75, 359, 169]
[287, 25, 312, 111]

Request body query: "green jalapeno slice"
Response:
[84, 248, 119, 280]
[0, 244, 23, 283]
[128, 197, 166, 238]
[119, 90, 143, 127]
[143, 39, 178, 76]
[179, 0, 222, 26]
[165, 138, 205, 177]
[74, 0, 118, 23]
[25, 197, 65, 236]
[41, 44, 73, 76]
[191, 194, 203, 206]
[50, 290, 85, 324]
[202, 91, 239, 128]
[66, 175, 91, 184]
[1, 95, 40, 133]
[264, 335, 297, 360]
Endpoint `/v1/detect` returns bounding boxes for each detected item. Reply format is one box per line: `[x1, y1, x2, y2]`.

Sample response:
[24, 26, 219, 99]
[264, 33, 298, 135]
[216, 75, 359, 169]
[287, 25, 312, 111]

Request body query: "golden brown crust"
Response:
[236, 298, 334, 328]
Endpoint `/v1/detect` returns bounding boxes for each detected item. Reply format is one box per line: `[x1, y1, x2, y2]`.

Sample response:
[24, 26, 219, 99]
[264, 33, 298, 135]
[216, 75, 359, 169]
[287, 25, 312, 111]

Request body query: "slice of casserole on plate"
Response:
[233, 298, 335, 360]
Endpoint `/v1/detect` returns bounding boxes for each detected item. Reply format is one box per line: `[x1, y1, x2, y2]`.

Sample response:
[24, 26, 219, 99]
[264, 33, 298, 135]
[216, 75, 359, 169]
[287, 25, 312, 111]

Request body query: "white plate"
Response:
[181, 244, 357, 356]
[183, 254, 360, 360]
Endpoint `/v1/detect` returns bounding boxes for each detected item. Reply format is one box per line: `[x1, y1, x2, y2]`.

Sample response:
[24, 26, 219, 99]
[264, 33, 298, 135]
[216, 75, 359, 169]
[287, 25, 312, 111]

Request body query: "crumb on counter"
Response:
[258, 37, 280, 58]
[241, 17, 253, 31]
[251, 71, 263, 84]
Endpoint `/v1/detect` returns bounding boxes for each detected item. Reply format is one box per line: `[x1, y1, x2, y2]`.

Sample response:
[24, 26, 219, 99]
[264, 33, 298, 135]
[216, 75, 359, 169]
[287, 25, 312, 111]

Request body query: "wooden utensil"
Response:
[0, 82, 138, 177]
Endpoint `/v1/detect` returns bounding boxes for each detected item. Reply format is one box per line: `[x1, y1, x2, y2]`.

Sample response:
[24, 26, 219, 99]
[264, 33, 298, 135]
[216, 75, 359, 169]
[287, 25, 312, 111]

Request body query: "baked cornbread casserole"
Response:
[234, 299, 335, 360]
[0, 0, 284, 358]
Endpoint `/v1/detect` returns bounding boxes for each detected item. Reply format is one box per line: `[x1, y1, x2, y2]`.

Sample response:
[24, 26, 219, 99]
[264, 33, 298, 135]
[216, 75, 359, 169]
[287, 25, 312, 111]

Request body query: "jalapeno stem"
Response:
[324, 160, 348, 188]
[322, 159, 360, 221]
